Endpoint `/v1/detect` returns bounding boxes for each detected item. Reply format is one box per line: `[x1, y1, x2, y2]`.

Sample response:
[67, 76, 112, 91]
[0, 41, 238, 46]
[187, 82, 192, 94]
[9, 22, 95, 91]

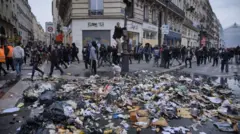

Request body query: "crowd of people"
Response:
[0, 39, 239, 80]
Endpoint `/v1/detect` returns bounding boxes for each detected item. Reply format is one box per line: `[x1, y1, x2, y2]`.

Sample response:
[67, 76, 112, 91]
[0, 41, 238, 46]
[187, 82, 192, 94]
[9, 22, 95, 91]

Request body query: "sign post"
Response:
[161, 25, 169, 35]
[45, 22, 54, 45]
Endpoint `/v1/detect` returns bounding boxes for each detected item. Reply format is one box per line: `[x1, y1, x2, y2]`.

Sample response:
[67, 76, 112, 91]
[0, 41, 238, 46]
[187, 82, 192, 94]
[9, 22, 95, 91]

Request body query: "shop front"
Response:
[72, 19, 125, 60]
[127, 21, 142, 49]
[142, 23, 158, 46]
[164, 31, 181, 46]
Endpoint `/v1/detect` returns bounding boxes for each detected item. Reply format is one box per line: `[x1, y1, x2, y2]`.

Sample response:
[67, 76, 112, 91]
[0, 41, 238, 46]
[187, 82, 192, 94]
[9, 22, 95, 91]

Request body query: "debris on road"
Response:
[15, 71, 239, 134]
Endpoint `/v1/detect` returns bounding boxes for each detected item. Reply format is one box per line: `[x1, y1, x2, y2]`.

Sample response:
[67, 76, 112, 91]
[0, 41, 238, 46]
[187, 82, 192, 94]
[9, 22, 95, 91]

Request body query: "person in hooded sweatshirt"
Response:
[13, 42, 25, 77]
[185, 46, 193, 68]
[48, 45, 64, 77]
[90, 41, 98, 75]
[31, 47, 44, 81]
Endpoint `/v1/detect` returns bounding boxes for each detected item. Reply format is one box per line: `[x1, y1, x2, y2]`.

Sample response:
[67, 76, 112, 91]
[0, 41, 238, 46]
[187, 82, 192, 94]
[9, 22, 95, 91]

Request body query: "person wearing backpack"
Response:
[71, 43, 80, 63]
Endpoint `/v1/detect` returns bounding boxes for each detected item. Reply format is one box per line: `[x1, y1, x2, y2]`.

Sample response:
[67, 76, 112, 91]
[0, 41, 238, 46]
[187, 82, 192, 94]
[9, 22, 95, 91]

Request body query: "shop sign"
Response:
[88, 22, 104, 27]
[127, 22, 139, 31]
[143, 23, 158, 32]
[162, 25, 169, 34]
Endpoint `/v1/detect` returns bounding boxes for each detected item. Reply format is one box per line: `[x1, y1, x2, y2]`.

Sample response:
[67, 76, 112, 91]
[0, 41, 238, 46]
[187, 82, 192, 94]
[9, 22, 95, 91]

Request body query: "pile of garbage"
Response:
[13, 72, 240, 134]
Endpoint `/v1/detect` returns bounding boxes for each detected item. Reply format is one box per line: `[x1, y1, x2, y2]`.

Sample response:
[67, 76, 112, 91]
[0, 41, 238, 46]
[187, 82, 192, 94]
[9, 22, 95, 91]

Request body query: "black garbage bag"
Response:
[43, 101, 67, 122]
[17, 118, 42, 134]
[39, 90, 56, 105]
[35, 128, 50, 134]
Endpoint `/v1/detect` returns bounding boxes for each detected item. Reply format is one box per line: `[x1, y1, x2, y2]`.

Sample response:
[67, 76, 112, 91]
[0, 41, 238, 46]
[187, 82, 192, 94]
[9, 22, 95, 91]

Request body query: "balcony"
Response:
[88, 10, 104, 16]
[166, 1, 185, 18]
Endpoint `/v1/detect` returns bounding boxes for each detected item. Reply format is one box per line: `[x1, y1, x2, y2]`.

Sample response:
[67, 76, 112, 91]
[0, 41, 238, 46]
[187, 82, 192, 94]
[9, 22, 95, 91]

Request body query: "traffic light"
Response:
[123, 0, 132, 7]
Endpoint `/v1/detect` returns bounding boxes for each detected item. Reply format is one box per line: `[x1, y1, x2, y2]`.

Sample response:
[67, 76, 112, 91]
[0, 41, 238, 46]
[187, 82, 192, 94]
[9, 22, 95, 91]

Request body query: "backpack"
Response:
[76, 47, 79, 54]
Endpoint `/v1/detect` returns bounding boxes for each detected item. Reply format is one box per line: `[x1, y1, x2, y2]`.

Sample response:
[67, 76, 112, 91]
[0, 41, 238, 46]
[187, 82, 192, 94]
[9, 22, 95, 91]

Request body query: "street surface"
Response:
[0, 59, 239, 134]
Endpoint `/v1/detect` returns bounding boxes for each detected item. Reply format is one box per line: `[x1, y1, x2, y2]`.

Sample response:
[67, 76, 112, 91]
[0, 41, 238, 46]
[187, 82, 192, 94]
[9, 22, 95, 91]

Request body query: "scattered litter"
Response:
[2, 107, 20, 114]
[15, 72, 238, 133]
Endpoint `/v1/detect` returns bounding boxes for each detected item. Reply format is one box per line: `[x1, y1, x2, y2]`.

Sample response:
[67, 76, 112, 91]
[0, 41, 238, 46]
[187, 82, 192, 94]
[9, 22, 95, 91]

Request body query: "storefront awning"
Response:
[164, 31, 181, 41]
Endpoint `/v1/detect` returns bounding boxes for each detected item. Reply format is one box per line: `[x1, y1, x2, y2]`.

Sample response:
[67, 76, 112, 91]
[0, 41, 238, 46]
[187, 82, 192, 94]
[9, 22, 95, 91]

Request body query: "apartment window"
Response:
[152, 10, 157, 25]
[144, 5, 149, 22]
[89, 0, 104, 15]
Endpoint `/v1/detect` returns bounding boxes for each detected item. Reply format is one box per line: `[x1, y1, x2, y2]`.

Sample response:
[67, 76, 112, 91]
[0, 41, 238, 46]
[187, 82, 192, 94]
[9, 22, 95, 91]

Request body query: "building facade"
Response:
[0, 0, 18, 44]
[54, 0, 185, 59]
[0, 0, 41, 46]
[16, 0, 34, 45]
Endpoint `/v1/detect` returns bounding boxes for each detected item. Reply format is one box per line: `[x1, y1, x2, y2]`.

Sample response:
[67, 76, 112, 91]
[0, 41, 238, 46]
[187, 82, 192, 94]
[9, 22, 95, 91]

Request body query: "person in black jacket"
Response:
[31, 47, 44, 81]
[212, 48, 219, 67]
[220, 49, 230, 73]
[202, 46, 208, 64]
[82, 44, 89, 69]
[163, 46, 170, 69]
[48, 45, 64, 77]
[58, 45, 68, 69]
[113, 22, 123, 55]
[195, 47, 201, 66]
[71, 43, 80, 63]
[185, 46, 193, 68]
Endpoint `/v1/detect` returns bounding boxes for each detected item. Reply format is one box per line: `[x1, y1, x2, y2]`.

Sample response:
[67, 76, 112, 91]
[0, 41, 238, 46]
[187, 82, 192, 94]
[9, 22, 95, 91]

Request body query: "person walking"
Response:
[71, 43, 80, 63]
[170, 46, 181, 66]
[185, 46, 193, 68]
[0, 45, 8, 76]
[153, 46, 160, 67]
[5, 44, 15, 71]
[58, 45, 68, 69]
[143, 43, 151, 63]
[181, 46, 186, 62]
[195, 47, 201, 66]
[13, 42, 24, 77]
[220, 49, 230, 73]
[90, 41, 98, 75]
[163, 46, 170, 69]
[31, 47, 44, 81]
[48, 45, 64, 77]
[136, 43, 143, 64]
[202, 46, 208, 65]
[82, 44, 90, 69]
[212, 48, 219, 67]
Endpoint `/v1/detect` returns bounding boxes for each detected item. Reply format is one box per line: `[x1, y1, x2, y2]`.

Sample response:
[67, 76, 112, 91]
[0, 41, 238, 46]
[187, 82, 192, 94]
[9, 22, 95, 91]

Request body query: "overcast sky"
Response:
[29, 0, 240, 30]
[29, 0, 52, 31]
[209, 0, 240, 29]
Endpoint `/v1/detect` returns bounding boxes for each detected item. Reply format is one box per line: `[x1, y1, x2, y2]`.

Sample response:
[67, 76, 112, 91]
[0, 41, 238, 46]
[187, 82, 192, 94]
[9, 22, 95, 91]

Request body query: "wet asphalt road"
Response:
[0, 68, 239, 134]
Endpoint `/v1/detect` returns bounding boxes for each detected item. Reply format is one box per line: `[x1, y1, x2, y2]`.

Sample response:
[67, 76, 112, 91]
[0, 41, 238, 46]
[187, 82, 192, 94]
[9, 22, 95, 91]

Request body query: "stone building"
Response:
[0, 0, 18, 44]
[54, 0, 185, 59]
[0, 0, 37, 45]
[16, 0, 34, 45]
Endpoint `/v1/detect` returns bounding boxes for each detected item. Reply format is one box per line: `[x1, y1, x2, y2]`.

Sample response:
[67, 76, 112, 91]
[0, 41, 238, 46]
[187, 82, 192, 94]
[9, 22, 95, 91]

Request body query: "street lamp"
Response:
[121, 0, 132, 73]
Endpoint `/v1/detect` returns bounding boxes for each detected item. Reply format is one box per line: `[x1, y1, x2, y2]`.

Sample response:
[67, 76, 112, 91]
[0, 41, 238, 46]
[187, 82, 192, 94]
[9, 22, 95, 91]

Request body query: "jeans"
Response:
[14, 58, 23, 75]
[145, 54, 149, 63]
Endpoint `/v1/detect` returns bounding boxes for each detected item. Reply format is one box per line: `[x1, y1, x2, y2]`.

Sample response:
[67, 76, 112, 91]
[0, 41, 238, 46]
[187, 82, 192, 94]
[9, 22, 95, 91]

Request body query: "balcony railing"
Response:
[167, 1, 185, 18]
[89, 10, 104, 16]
